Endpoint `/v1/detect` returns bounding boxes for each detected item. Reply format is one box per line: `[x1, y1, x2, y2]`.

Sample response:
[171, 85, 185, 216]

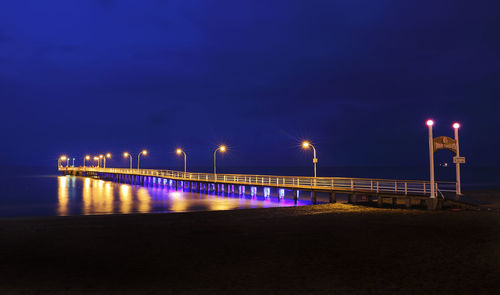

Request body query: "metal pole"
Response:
[72, 158, 75, 167]
[83, 158, 85, 168]
[311, 145, 317, 178]
[138, 153, 141, 170]
[428, 123, 435, 198]
[454, 127, 462, 195]
[183, 151, 187, 174]
[104, 157, 106, 169]
[129, 154, 133, 169]
[214, 149, 217, 175]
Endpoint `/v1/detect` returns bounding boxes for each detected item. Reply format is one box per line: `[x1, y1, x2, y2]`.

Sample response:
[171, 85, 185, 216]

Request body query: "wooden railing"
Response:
[59, 167, 456, 196]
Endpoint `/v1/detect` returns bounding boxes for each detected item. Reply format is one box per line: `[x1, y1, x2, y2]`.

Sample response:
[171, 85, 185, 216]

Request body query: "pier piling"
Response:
[329, 192, 336, 203]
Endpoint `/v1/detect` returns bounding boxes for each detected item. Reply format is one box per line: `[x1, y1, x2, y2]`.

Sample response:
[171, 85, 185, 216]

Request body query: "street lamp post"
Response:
[453, 122, 462, 195]
[83, 155, 90, 168]
[213, 145, 226, 175]
[72, 158, 75, 167]
[137, 150, 147, 169]
[302, 141, 318, 178]
[176, 148, 187, 174]
[93, 156, 99, 168]
[427, 120, 435, 198]
[101, 153, 111, 168]
[123, 152, 133, 169]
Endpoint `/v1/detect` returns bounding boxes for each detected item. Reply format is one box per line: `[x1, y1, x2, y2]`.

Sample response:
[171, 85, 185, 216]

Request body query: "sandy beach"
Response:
[0, 199, 499, 295]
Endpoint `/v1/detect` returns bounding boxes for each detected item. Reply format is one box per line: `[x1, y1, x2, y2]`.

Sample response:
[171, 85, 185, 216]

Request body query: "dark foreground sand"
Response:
[0, 203, 499, 295]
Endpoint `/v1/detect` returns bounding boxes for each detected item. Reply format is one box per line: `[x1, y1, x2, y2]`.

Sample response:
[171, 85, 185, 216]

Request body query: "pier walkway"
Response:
[59, 167, 457, 209]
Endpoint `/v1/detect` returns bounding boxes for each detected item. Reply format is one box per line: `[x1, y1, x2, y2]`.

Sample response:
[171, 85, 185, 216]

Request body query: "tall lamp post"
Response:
[123, 152, 133, 169]
[213, 145, 226, 175]
[453, 122, 462, 195]
[302, 141, 318, 178]
[176, 148, 187, 173]
[93, 156, 99, 168]
[426, 119, 435, 199]
[137, 150, 147, 169]
[83, 155, 90, 168]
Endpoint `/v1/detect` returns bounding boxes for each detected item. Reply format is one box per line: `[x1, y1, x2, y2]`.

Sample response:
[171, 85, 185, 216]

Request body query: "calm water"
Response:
[0, 166, 498, 217]
[0, 169, 309, 217]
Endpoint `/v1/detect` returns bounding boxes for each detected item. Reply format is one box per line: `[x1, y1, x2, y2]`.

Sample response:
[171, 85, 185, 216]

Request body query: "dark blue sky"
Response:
[0, 0, 499, 169]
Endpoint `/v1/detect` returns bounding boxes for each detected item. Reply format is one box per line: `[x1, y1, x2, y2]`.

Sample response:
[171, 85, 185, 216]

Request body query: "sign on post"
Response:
[427, 120, 465, 198]
[433, 136, 457, 154]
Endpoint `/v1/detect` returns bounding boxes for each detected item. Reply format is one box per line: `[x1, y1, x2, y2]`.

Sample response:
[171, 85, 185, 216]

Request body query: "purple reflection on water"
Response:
[0, 175, 310, 217]
[0, 171, 314, 217]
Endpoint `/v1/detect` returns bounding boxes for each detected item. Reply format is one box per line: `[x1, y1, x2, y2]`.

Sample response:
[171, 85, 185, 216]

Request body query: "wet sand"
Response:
[0, 201, 499, 295]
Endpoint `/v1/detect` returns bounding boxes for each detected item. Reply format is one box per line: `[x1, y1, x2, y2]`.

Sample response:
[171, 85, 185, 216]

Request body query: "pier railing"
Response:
[60, 167, 456, 197]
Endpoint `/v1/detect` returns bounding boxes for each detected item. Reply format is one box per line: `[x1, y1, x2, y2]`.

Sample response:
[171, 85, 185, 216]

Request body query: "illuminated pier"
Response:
[59, 167, 457, 209]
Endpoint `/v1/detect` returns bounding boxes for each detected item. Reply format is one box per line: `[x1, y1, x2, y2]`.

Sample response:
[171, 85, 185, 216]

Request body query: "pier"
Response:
[59, 167, 457, 210]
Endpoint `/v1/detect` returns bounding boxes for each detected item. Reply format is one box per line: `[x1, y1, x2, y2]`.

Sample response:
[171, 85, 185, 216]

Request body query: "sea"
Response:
[0, 166, 498, 218]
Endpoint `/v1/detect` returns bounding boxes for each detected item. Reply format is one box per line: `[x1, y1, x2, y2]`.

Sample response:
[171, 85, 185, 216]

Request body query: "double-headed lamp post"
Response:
[137, 150, 147, 169]
[176, 148, 187, 173]
[83, 155, 90, 168]
[302, 141, 318, 178]
[213, 145, 226, 175]
[100, 153, 111, 168]
[123, 152, 133, 169]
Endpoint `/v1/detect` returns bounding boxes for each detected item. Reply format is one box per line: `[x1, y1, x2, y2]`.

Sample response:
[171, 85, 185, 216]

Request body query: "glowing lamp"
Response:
[176, 148, 182, 155]
[99, 154, 104, 159]
[123, 152, 129, 157]
[142, 150, 148, 155]
[60, 156, 67, 161]
[220, 145, 226, 152]
[85, 155, 90, 160]
[106, 153, 111, 158]
[93, 157, 99, 161]
[453, 122, 460, 129]
[302, 141, 310, 148]
[426, 120, 434, 126]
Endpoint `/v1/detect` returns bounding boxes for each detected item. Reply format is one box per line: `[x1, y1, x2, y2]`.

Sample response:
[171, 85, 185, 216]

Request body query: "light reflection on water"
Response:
[57, 176, 68, 216]
[57, 175, 309, 216]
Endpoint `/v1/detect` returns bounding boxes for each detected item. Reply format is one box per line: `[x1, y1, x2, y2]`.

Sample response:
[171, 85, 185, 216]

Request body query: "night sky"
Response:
[0, 0, 499, 170]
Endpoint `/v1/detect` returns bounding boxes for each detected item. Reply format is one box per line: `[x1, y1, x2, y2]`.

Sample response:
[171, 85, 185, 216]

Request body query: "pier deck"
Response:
[59, 167, 457, 209]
